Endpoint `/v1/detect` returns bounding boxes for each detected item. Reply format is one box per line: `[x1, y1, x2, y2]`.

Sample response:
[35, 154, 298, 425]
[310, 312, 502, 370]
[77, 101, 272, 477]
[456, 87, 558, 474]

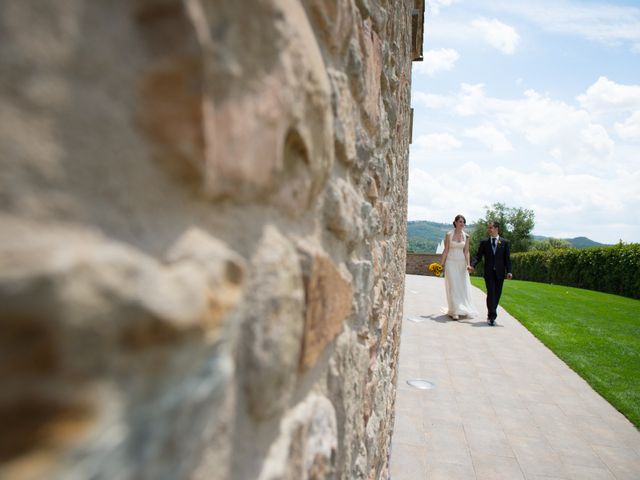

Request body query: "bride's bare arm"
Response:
[440, 232, 450, 266]
[464, 235, 471, 267]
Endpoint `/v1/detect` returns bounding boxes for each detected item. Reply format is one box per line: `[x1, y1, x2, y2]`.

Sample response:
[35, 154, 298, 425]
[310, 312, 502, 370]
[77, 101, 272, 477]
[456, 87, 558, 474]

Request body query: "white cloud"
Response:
[501, 92, 615, 168]
[539, 161, 564, 175]
[427, 84, 617, 169]
[412, 91, 453, 109]
[471, 17, 520, 54]
[413, 48, 460, 76]
[426, 0, 457, 15]
[577, 77, 640, 114]
[580, 124, 615, 156]
[508, 90, 589, 145]
[415, 133, 462, 151]
[484, 1, 640, 48]
[464, 123, 513, 153]
[408, 161, 639, 243]
[615, 111, 640, 139]
[455, 83, 492, 116]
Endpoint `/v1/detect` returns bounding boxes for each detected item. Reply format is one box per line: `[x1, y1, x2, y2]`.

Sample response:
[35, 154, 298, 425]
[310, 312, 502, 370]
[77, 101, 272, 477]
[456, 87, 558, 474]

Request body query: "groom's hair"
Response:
[489, 221, 500, 232]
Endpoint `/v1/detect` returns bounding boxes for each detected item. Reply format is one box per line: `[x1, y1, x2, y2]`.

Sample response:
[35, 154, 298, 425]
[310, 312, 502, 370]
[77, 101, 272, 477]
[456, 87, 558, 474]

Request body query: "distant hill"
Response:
[533, 235, 608, 249]
[408, 221, 607, 253]
[407, 220, 474, 253]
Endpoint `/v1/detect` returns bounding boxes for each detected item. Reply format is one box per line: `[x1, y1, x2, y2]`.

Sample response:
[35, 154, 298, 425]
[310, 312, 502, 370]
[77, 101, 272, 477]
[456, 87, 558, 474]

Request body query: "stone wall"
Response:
[406, 253, 442, 275]
[0, 1, 421, 479]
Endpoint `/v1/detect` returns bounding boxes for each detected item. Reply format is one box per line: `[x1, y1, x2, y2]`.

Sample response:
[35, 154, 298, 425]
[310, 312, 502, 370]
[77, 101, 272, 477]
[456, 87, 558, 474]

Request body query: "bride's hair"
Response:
[453, 214, 466, 226]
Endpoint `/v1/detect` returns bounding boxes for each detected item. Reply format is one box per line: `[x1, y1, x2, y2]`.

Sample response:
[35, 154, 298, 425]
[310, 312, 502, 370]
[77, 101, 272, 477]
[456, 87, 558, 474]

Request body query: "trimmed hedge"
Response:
[511, 243, 640, 299]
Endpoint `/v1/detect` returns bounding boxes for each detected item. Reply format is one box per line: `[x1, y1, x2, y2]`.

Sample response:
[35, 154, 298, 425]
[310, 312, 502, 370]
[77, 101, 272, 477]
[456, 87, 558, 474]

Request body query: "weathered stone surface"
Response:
[298, 250, 353, 370]
[135, 0, 207, 184]
[359, 18, 383, 131]
[0, 223, 243, 479]
[365, 174, 379, 202]
[327, 327, 370, 479]
[258, 394, 338, 480]
[324, 178, 365, 243]
[0, 0, 415, 477]
[203, 0, 334, 214]
[241, 226, 305, 420]
[306, 0, 356, 58]
[328, 70, 357, 165]
[323, 178, 381, 249]
[166, 227, 245, 336]
[354, 0, 389, 34]
[346, 259, 375, 331]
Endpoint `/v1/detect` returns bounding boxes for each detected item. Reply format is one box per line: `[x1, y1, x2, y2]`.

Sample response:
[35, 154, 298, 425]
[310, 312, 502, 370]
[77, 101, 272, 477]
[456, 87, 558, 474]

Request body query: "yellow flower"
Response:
[428, 262, 443, 277]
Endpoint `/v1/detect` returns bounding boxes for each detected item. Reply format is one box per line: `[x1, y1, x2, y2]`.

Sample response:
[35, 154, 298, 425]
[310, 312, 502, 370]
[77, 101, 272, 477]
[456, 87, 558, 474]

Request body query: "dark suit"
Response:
[471, 237, 512, 321]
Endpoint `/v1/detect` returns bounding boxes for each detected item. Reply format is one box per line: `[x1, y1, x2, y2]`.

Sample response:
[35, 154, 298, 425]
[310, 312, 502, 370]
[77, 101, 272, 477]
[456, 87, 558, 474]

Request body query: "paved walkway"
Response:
[390, 275, 640, 480]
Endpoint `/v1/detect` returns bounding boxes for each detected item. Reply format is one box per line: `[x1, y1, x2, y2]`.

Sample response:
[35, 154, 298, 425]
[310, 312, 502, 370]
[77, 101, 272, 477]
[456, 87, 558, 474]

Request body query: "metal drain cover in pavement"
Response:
[406, 379, 435, 390]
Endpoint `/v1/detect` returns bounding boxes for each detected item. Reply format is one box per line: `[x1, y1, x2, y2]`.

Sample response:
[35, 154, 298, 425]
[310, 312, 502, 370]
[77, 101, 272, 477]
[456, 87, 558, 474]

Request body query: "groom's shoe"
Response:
[488, 317, 495, 326]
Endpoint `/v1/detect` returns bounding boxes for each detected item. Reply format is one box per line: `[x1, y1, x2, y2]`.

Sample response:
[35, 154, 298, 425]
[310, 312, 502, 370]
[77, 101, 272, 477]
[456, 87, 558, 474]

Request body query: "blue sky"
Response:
[409, 0, 640, 244]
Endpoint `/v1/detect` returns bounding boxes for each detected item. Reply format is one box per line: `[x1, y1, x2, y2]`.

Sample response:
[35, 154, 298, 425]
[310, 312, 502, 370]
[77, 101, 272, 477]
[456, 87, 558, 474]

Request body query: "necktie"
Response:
[492, 237, 497, 253]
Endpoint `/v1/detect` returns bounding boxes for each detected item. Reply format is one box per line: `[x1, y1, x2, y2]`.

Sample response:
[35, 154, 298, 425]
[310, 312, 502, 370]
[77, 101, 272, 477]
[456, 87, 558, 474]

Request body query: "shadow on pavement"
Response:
[469, 319, 503, 327]
[407, 314, 504, 328]
[418, 314, 449, 323]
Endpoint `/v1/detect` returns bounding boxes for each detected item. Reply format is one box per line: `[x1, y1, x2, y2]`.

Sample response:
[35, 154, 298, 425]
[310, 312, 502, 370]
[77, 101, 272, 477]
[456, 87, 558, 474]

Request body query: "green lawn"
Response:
[470, 277, 640, 428]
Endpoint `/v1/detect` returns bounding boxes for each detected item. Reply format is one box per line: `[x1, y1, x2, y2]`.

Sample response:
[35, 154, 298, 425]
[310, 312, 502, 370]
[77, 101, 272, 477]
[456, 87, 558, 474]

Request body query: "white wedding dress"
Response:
[444, 232, 477, 317]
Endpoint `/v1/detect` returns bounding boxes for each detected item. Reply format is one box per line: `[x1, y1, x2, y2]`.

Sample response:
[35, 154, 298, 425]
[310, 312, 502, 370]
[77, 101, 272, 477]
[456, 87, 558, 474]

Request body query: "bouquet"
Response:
[428, 262, 443, 277]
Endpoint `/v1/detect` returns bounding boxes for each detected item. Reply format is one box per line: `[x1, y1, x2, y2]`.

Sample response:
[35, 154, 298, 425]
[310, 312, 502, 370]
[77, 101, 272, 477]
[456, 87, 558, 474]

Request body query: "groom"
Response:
[468, 221, 512, 325]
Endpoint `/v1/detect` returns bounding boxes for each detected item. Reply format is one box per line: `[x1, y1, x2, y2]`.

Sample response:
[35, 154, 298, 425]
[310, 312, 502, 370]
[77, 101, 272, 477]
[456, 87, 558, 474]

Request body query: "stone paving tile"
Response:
[526, 402, 572, 426]
[604, 418, 640, 457]
[465, 423, 515, 458]
[561, 464, 615, 480]
[556, 445, 607, 470]
[393, 409, 426, 446]
[472, 453, 525, 480]
[423, 423, 470, 465]
[575, 415, 632, 449]
[391, 275, 640, 480]
[508, 434, 564, 477]
[425, 460, 477, 479]
[419, 385, 457, 402]
[389, 442, 427, 480]
[543, 429, 599, 457]
[394, 389, 423, 414]
[523, 475, 568, 480]
[496, 407, 545, 439]
[456, 399, 495, 420]
[592, 445, 640, 480]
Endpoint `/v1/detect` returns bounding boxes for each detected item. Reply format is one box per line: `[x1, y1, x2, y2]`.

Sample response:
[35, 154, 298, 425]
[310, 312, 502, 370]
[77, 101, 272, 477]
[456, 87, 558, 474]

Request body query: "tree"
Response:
[530, 238, 573, 251]
[470, 203, 535, 253]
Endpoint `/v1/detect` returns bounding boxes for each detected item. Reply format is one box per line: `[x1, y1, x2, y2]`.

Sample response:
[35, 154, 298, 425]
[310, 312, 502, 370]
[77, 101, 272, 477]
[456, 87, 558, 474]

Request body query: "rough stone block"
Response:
[257, 394, 338, 480]
[203, 0, 334, 215]
[329, 69, 357, 165]
[0, 225, 244, 479]
[306, 0, 355, 58]
[241, 226, 305, 420]
[298, 250, 353, 371]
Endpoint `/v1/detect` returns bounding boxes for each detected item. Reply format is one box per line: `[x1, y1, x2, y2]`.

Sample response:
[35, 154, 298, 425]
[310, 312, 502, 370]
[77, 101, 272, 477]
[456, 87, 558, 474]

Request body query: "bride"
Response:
[440, 214, 477, 320]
